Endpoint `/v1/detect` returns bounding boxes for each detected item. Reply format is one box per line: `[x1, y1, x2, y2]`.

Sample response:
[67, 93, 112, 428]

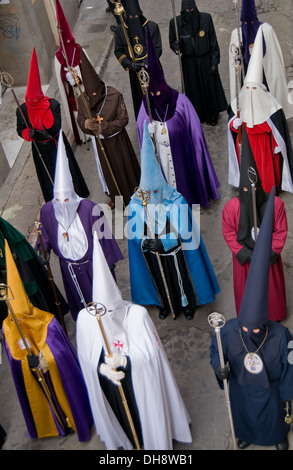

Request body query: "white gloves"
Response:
[148, 122, 156, 135]
[105, 352, 127, 369]
[274, 146, 281, 154]
[99, 353, 127, 386]
[66, 71, 76, 86]
[233, 117, 243, 130]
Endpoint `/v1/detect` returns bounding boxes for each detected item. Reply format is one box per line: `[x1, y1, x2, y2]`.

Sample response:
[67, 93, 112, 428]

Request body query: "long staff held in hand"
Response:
[69, 67, 125, 209]
[35, 221, 68, 335]
[86, 302, 141, 450]
[247, 167, 258, 242]
[230, 44, 243, 154]
[171, 0, 185, 94]
[0, 71, 53, 186]
[208, 312, 237, 450]
[135, 187, 176, 320]
[0, 283, 68, 432]
[232, 0, 245, 83]
[138, 69, 160, 160]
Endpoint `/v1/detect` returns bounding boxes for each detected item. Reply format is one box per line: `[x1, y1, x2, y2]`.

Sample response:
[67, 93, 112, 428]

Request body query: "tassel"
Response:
[181, 294, 188, 307]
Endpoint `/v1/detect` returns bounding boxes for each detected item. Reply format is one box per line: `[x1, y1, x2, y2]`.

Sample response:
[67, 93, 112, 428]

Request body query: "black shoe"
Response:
[106, 7, 111, 13]
[184, 309, 195, 320]
[237, 439, 250, 449]
[159, 308, 170, 320]
[276, 437, 289, 450]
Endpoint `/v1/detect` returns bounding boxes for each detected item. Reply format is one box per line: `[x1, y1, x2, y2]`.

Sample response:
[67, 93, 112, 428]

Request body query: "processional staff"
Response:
[110, 0, 146, 95]
[86, 302, 141, 450]
[170, 0, 185, 94]
[0, 71, 54, 186]
[135, 187, 176, 320]
[247, 167, 259, 242]
[35, 221, 68, 335]
[232, 0, 245, 83]
[0, 283, 69, 432]
[230, 43, 243, 156]
[138, 69, 160, 161]
[208, 312, 237, 450]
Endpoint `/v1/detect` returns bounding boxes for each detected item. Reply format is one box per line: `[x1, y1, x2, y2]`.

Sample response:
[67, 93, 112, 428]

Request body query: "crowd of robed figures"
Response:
[1, 0, 293, 452]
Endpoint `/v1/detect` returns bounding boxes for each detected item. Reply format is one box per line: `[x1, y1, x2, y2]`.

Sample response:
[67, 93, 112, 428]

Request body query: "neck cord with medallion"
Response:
[155, 104, 169, 135]
[239, 326, 268, 374]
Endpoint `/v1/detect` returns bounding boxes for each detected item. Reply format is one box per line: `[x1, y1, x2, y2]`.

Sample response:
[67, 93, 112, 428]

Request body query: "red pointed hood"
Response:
[25, 48, 53, 130]
[55, 0, 81, 71]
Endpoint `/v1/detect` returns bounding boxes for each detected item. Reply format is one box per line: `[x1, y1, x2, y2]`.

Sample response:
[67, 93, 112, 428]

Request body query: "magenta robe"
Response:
[222, 196, 287, 321]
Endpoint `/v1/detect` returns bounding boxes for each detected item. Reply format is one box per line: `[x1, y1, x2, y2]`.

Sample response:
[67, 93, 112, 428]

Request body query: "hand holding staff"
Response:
[86, 301, 141, 450]
[135, 187, 176, 320]
[247, 167, 259, 242]
[208, 312, 237, 450]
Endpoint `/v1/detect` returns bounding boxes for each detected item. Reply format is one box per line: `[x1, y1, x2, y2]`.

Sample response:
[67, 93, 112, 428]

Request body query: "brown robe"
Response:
[77, 86, 140, 206]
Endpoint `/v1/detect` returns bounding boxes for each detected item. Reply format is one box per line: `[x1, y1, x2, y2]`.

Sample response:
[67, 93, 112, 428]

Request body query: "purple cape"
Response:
[137, 93, 220, 207]
[3, 316, 92, 441]
[39, 199, 123, 320]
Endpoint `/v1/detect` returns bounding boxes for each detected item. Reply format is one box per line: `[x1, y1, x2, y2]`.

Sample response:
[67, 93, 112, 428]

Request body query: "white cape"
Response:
[76, 304, 192, 450]
[229, 23, 293, 119]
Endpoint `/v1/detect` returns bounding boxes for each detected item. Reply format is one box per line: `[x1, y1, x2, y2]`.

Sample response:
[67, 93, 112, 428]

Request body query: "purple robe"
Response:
[39, 199, 123, 320]
[3, 316, 93, 441]
[137, 93, 220, 207]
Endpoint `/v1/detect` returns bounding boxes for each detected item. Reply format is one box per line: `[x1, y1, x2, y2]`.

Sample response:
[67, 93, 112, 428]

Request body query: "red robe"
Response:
[222, 196, 287, 321]
[231, 120, 282, 193]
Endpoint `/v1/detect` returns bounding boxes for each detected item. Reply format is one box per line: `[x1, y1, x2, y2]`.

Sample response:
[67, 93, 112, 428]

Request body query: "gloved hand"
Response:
[39, 126, 52, 140]
[105, 352, 127, 369]
[148, 122, 156, 135]
[233, 117, 243, 130]
[143, 238, 163, 252]
[38, 249, 51, 266]
[29, 127, 51, 140]
[211, 64, 218, 74]
[215, 364, 229, 380]
[29, 128, 37, 139]
[85, 119, 99, 131]
[129, 61, 143, 72]
[274, 146, 281, 154]
[99, 363, 125, 386]
[27, 352, 40, 370]
[66, 71, 76, 86]
[170, 41, 181, 55]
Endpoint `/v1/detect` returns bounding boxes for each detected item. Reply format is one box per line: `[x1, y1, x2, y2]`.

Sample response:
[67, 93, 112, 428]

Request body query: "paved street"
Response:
[1, 0, 293, 452]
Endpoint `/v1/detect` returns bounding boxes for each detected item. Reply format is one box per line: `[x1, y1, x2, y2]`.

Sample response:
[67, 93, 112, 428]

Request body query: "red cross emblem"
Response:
[112, 339, 124, 352]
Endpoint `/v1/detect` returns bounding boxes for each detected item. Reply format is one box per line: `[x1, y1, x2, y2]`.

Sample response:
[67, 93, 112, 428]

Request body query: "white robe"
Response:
[229, 23, 293, 120]
[76, 303, 192, 450]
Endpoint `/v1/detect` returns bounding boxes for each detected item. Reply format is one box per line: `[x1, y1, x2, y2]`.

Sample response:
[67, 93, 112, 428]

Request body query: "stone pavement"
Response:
[1, 0, 293, 452]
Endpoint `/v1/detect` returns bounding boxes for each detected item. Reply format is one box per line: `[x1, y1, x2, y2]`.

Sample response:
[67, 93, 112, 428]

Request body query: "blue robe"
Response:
[127, 193, 220, 308]
[210, 319, 293, 446]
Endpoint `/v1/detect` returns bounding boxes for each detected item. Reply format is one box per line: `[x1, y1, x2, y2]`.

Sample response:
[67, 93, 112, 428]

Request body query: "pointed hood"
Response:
[240, 0, 263, 64]
[234, 25, 281, 127]
[144, 26, 178, 120]
[25, 48, 53, 130]
[238, 187, 275, 331]
[125, 0, 143, 16]
[3, 240, 52, 359]
[52, 130, 82, 231]
[237, 126, 269, 248]
[79, 48, 105, 110]
[55, 0, 81, 71]
[131, 121, 179, 207]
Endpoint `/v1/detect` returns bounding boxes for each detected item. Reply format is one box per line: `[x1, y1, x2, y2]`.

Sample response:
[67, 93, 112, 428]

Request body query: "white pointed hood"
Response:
[52, 130, 82, 231]
[232, 26, 281, 127]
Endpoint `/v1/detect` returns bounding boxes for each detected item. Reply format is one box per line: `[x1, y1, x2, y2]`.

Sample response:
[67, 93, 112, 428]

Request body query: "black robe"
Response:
[114, 19, 162, 119]
[169, 12, 227, 124]
[16, 99, 89, 202]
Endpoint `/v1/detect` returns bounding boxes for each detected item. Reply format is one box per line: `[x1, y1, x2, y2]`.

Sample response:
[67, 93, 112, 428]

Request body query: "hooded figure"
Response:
[76, 231, 192, 450]
[16, 48, 89, 203]
[38, 131, 123, 320]
[137, 28, 220, 208]
[2, 240, 92, 441]
[169, 0, 227, 125]
[77, 48, 140, 208]
[127, 121, 220, 320]
[0, 216, 68, 329]
[228, 26, 293, 194]
[211, 187, 293, 450]
[223, 127, 287, 321]
[229, 0, 293, 119]
[114, 0, 162, 119]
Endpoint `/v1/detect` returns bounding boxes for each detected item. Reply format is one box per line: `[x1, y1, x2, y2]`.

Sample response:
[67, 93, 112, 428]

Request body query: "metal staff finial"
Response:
[208, 312, 237, 450]
[86, 301, 141, 450]
[247, 166, 259, 242]
[135, 187, 176, 320]
[231, 43, 243, 154]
